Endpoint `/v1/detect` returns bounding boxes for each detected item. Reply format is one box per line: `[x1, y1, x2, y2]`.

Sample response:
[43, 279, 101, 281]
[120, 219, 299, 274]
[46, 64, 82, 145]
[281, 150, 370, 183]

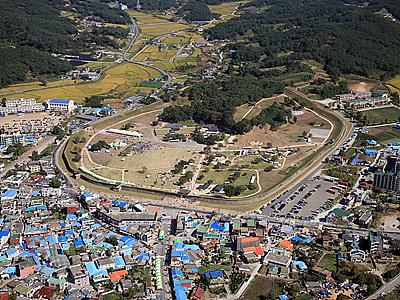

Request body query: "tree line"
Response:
[206, 0, 400, 80]
[161, 74, 288, 134]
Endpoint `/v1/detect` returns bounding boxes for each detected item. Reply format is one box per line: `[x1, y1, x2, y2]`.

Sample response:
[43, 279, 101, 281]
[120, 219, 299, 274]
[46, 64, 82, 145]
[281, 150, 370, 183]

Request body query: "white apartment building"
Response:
[0, 98, 45, 115]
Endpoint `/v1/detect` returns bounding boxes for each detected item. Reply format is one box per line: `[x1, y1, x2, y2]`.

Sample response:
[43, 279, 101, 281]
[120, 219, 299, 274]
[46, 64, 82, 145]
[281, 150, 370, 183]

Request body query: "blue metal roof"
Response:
[74, 237, 84, 247]
[114, 256, 126, 267]
[48, 99, 71, 104]
[0, 230, 10, 237]
[1, 189, 17, 198]
[203, 270, 223, 279]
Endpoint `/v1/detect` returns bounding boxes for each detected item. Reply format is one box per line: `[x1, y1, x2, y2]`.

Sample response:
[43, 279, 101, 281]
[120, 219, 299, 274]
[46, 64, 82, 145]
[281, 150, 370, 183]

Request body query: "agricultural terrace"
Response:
[4, 63, 162, 102]
[359, 106, 400, 125]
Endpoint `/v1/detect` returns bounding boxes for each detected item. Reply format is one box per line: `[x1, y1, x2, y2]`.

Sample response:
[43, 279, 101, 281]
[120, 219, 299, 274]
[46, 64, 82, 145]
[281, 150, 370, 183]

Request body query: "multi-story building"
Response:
[369, 231, 383, 253]
[0, 132, 24, 147]
[373, 156, 400, 192]
[0, 98, 45, 115]
[336, 92, 372, 102]
[348, 95, 391, 109]
[45, 99, 75, 112]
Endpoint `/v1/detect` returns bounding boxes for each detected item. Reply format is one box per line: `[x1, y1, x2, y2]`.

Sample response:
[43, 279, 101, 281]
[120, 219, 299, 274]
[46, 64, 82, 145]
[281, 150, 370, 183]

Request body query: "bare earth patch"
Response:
[347, 80, 378, 93]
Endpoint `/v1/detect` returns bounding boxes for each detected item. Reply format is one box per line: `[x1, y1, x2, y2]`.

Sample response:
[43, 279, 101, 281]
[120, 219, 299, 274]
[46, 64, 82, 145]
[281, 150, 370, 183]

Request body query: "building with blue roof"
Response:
[364, 149, 378, 156]
[203, 269, 224, 280]
[114, 256, 126, 268]
[58, 236, 68, 243]
[1, 189, 17, 200]
[45, 99, 75, 112]
[136, 252, 150, 262]
[0, 230, 10, 245]
[367, 139, 377, 146]
[174, 286, 188, 300]
[388, 141, 400, 147]
[292, 260, 308, 271]
[85, 261, 109, 283]
[74, 237, 84, 247]
[81, 192, 96, 201]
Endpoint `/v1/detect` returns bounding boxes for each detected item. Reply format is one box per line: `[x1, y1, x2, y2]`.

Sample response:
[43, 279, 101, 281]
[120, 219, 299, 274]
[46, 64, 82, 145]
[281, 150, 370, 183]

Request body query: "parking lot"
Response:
[273, 178, 338, 220]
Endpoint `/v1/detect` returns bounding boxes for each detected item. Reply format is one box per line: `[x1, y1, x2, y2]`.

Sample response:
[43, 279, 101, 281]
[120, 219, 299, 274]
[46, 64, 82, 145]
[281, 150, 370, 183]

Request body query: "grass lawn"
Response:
[318, 253, 337, 273]
[361, 106, 400, 125]
[344, 147, 356, 158]
[87, 146, 200, 190]
[198, 168, 256, 187]
[239, 275, 283, 300]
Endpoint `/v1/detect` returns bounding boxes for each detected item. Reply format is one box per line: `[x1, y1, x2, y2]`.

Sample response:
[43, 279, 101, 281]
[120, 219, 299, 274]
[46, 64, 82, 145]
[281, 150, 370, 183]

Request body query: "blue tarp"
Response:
[66, 214, 77, 221]
[172, 250, 187, 257]
[292, 261, 308, 270]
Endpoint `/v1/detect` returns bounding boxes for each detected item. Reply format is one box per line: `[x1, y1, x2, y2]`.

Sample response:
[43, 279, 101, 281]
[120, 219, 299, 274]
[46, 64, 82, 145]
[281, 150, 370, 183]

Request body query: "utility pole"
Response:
[136, 0, 141, 10]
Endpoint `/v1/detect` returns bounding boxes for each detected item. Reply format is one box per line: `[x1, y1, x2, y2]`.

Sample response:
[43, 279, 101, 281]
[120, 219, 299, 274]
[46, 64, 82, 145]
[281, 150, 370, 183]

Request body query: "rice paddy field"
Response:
[163, 32, 203, 45]
[1, 10, 196, 102]
[208, 1, 248, 17]
[128, 11, 171, 25]
[139, 23, 191, 37]
[135, 45, 177, 62]
[387, 75, 400, 94]
[4, 63, 161, 102]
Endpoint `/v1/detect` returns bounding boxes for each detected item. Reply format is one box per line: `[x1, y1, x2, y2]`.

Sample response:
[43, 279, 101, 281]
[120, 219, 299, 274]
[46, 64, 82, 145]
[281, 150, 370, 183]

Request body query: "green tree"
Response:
[31, 150, 40, 161]
[50, 178, 62, 188]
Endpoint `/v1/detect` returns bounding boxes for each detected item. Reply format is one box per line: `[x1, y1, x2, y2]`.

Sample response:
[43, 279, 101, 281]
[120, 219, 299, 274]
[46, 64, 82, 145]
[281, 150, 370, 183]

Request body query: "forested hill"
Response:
[0, 0, 80, 88]
[206, 0, 400, 80]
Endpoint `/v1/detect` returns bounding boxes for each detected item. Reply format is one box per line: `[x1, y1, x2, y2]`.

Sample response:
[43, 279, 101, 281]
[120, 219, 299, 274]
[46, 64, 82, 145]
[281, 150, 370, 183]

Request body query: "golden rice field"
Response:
[139, 23, 191, 37]
[388, 76, 400, 94]
[128, 11, 171, 25]
[0, 79, 84, 96]
[163, 32, 203, 45]
[135, 45, 177, 62]
[208, 1, 249, 16]
[5, 63, 161, 102]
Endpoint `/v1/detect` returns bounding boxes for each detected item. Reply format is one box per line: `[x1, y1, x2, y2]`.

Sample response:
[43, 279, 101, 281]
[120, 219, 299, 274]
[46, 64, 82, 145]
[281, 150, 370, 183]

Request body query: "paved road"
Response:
[366, 273, 400, 299]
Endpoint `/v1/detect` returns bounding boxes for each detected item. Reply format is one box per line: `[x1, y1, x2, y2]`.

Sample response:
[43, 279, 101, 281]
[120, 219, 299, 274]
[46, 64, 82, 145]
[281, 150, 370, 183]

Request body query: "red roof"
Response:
[239, 236, 259, 243]
[279, 240, 293, 250]
[243, 246, 264, 256]
[34, 286, 55, 299]
[0, 292, 9, 300]
[109, 270, 128, 282]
